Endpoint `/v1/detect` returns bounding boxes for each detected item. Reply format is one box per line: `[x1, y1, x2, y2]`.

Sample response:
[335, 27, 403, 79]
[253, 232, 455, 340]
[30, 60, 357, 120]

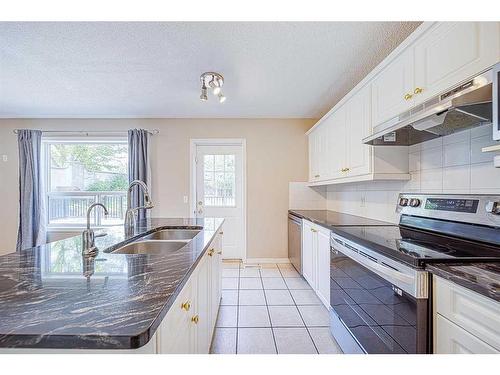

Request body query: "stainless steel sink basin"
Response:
[112, 240, 189, 255]
[140, 229, 201, 241]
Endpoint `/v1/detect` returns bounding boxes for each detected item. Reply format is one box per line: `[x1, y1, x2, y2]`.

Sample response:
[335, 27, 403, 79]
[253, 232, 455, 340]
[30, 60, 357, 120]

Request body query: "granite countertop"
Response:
[0, 218, 223, 350]
[428, 263, 500, 302]
[289, 209, 393, 229]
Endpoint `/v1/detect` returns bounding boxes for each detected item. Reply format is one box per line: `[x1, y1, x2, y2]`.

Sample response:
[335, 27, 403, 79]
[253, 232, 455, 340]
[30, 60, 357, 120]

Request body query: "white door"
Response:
[194, 143, 245, 260]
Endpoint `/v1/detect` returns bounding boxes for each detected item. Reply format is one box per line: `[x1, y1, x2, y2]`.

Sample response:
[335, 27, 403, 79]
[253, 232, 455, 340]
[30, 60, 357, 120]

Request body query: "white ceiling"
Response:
[0, 22, 420, 118]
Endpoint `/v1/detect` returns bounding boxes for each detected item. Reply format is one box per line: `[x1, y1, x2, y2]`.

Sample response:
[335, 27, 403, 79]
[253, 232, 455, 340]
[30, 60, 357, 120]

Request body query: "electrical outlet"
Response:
[2, 155, 7, 162]
[183, 195, 188, 204]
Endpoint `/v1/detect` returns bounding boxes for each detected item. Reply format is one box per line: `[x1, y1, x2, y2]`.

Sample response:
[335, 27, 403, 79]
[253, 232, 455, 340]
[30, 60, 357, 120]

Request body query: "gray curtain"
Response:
[128, 129, 151, 221]
[16, 129, 46, 251]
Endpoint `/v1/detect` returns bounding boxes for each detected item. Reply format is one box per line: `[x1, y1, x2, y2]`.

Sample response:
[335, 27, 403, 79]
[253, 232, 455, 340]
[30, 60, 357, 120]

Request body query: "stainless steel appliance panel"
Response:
[330, 244, 429, 353]
[288, 214, 302, 274]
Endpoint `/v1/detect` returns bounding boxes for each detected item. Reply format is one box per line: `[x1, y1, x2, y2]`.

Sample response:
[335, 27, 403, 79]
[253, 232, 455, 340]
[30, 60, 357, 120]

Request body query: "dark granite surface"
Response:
[428, 263, 500, 302]
[0, 218, 223, 350]
[289, 209, 393, 228]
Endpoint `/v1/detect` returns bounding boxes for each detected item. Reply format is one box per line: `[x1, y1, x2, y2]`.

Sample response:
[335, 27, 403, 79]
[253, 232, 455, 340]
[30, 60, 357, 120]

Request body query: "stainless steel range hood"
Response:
[363, 69, 494, 146]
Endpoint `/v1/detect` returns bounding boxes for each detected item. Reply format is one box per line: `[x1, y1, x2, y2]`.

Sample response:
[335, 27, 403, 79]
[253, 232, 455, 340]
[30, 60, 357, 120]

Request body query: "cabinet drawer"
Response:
[435, 314, 498, 354]
[434, 276, 500, 350]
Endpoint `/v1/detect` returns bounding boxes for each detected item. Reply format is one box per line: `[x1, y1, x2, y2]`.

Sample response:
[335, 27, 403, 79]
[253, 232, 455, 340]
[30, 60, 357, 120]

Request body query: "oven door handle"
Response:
[333, 242, 414, 285]
[355, 254, 414, 284]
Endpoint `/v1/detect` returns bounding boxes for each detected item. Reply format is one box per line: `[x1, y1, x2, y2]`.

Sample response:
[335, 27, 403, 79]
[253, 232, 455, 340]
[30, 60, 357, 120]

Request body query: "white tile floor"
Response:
[210, 262, 343, 354]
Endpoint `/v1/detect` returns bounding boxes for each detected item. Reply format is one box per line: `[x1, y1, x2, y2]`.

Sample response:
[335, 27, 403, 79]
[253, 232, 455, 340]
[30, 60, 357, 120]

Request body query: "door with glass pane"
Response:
[195, 144, 244, 260]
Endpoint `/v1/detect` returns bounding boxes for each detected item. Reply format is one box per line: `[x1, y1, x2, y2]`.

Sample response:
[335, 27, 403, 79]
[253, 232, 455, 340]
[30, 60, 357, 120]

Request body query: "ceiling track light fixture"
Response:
[200, 72, 226, 103]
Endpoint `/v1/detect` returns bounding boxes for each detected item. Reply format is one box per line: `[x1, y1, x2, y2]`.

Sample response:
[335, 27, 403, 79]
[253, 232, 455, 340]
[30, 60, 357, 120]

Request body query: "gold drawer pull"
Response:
[404, 93, 413, 100]
[217, 250, 222, 255]
[219, 231, 224, 235]
[314, 174, 320, 178]
[208, 249, 215, 257]
[311, 228, 317, 233]
[191, 315, 199, 324]
[181, 301, 191, 311]
[414, 87, 423, 94]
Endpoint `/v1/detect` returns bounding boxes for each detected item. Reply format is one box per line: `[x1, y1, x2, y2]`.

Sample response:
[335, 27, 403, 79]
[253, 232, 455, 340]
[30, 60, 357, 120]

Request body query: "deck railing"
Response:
[47, 191, 127, 227]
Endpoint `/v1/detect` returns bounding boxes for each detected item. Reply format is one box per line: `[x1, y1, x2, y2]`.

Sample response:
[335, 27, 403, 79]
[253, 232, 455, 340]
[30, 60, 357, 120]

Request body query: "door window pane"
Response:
[203, 154, 236, 207]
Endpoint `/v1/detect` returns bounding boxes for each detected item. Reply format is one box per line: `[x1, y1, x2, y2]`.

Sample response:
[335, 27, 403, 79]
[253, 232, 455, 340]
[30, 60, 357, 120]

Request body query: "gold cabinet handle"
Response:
[219, 231, 224, 235]
[414, 87, 423, 94]
[217, 250, 222, 255]
[314, 174, 320, 178]
[404, 93, 413, 100]
[208, 249, 215, 257]
[191, 315, 199, 324]
[181, 301, 191, 311]
[345, 167, 350, 172]
[311, 228, 317, 233]
[341, 167, 350, 172]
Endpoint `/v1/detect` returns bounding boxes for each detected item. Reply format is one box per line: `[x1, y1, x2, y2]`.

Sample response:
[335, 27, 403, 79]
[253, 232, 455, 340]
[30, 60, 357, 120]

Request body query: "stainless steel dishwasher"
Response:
[288, 213, 302, 274]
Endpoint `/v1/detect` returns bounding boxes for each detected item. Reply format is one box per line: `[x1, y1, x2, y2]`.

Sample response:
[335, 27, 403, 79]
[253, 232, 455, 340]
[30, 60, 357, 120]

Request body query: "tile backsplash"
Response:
[327, 124, 500, 223]
[289, 182, 327, 210]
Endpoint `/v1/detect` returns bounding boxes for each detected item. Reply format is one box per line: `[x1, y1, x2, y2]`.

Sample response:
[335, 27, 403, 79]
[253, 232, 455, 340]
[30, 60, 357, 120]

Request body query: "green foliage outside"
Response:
[50, 143, 128, 174]
[86, 174, 129, 191]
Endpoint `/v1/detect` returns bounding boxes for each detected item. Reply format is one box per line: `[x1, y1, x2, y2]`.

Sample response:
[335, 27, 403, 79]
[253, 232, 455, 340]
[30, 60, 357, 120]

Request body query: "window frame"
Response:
[42, 135, 129, 230]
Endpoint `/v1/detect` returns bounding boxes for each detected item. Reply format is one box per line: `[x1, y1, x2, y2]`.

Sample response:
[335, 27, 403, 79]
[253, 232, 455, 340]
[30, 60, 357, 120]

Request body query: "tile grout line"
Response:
[262, 265, 279, 354]
[280, 265, 320, 354]
[235, 262, 241, 354]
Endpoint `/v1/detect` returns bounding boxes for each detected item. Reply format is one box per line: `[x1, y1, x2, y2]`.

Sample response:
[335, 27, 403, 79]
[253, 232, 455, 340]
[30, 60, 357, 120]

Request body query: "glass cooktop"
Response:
[334, 225, 500, 268]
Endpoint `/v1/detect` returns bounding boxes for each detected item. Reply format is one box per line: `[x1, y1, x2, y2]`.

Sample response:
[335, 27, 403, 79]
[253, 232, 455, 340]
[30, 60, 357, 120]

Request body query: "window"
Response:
[43, 139, 128, 228]
[203, 154, 236, 207]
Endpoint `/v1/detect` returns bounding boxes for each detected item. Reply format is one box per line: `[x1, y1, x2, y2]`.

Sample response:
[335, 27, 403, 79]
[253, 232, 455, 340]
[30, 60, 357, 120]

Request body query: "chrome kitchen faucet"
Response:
[124, 180, 154, 235]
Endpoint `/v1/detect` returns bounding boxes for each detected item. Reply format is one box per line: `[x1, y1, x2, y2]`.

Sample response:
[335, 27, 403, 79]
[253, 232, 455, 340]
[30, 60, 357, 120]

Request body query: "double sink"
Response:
[110, 229, 202, 255]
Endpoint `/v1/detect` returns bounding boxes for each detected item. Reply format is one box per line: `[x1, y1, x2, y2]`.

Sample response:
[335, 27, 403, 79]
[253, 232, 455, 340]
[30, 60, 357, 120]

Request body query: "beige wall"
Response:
[0, 118, 314, 259]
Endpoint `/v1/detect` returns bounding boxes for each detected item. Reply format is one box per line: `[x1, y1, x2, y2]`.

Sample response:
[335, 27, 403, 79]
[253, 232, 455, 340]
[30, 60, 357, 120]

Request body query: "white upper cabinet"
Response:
[327, 105, 347, 180]
[371, 48, 414, 128]
[346, 85, 372, 177]
[413, 22, 500, 104]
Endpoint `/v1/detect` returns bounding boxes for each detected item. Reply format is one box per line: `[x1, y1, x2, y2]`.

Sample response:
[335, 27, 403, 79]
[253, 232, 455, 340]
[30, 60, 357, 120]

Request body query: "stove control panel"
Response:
[396, 193, 500, 227]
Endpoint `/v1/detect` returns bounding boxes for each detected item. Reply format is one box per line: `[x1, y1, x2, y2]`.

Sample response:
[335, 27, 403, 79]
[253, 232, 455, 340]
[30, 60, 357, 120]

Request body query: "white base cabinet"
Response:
[302, 219, 330, 308]
[433, 276, 500, 354]
[157, 231, 223, 354]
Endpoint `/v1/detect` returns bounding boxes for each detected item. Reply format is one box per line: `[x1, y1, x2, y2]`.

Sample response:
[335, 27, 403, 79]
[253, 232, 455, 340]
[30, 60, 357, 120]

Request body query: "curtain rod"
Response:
[12, 129, 160, 135]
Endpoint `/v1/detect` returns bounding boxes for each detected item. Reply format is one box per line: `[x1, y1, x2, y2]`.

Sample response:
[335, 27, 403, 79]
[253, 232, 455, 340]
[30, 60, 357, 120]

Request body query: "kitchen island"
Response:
[0, 218, 224, 352]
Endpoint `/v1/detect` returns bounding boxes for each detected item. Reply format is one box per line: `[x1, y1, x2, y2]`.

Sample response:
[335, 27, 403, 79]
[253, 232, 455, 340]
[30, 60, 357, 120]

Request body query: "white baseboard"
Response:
[244, 258, 291, 264]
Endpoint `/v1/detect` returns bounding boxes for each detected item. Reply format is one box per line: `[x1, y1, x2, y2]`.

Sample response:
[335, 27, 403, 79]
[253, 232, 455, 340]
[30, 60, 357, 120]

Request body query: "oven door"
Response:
[329, 241, 429, 354]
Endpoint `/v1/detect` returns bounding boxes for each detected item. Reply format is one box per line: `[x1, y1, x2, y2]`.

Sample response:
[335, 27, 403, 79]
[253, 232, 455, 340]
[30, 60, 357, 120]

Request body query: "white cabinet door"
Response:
[327, 106, 347, 180]
[371, 48, 414, 129]
[302, 220, 316, 288]
[195, 254, 211, 354]
[210, 233, 223, 331]
[157, 278, 195, 354]
[346, 85, 372, 177]
[309, 128, 320, 181]
[435, 314, 498, 354]
[316, 228, 331, 308]
[413, 22, 500, 104]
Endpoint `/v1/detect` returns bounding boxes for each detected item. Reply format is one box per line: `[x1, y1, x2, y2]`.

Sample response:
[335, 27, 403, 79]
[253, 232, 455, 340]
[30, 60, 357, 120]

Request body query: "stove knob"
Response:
[409, 198, 421, 207]
[485, 201, 500, 214]
[399, 198, 409, 207]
